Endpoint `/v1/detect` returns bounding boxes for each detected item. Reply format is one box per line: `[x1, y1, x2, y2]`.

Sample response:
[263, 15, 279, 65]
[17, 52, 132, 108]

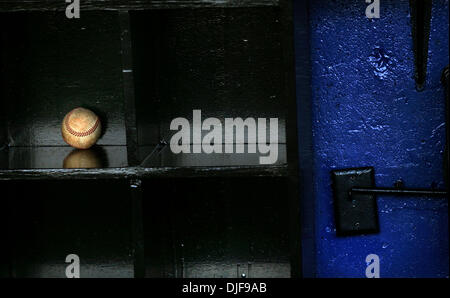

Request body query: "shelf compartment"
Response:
[129, 7, 287, 168]
[0, 11, 126, 150]
[143, 177, 291, 278]
[3, 179, 134, 277]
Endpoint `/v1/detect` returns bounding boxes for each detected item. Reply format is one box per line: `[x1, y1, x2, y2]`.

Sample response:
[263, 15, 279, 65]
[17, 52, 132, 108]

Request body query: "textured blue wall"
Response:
[296, 0, 449, 277]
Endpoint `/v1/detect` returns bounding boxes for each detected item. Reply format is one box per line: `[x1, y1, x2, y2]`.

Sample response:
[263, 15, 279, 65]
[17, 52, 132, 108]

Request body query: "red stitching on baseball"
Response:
[65, 110, 100, 138]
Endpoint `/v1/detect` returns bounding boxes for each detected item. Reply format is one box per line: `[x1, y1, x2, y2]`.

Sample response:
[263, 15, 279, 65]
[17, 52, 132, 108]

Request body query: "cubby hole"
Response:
[0, 11, 128, 170]
[129, 8, 287, 168]
[143, 177, 291, 278]
[2, 179, 133, 277]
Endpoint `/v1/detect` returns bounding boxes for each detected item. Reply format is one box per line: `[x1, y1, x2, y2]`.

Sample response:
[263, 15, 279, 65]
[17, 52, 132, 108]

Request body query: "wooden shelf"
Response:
[0, 0, 279, 12]
[0, 167, 135, 180]
[0, 2, 301, 278]
[0, 164, 288, 180]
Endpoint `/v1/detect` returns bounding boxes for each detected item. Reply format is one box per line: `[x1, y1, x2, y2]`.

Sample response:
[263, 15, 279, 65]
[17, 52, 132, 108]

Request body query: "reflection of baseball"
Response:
[62, 107, 101, 149]
[63, 149, 102, 169]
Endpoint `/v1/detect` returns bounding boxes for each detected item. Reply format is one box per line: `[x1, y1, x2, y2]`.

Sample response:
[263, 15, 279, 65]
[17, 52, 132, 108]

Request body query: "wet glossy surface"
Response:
[1, 146, 128, 169]
[0, 144, 289, 170]
[138, 144, 287, 167]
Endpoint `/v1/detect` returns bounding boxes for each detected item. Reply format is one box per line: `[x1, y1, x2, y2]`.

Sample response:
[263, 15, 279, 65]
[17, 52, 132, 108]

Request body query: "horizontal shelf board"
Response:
[0, 164, 288, 180]
[0, 167, 137, 180]
[0, 0, 279, 11]
[138, 164, 288, 178]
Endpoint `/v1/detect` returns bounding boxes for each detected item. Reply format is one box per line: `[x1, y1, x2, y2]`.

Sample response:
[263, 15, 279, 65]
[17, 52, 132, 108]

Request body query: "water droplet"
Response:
[325, 226, 332, 233]
[382, 242, 389, 249]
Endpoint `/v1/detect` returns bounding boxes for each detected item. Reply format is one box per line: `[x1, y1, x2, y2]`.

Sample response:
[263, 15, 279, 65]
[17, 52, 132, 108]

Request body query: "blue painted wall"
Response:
[295, 0, 449, 277]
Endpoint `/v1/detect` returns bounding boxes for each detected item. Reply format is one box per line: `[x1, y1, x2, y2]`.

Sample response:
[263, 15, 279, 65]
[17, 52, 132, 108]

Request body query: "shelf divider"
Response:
[130, 179, 145, 278]
[119, 11, 140, 167]
[280, 0, 303, 278]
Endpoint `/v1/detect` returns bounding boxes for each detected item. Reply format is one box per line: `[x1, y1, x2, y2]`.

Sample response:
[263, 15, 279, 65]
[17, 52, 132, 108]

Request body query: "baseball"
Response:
[61, 107, 102, 149]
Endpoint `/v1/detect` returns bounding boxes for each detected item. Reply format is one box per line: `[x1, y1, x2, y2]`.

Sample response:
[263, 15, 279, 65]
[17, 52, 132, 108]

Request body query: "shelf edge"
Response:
[0, 167, 137, 180]
[137, 165, 289, 178]
[0, 0, 280, 12]
[0, 164, 288, 180]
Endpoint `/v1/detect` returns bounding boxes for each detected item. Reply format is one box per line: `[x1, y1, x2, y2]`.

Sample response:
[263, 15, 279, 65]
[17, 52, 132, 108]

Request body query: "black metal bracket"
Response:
[331, 167, 448, 236]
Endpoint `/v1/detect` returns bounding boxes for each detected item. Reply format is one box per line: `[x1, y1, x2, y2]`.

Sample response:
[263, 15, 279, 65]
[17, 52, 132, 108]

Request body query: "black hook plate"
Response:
[331, 167, 379, 236]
